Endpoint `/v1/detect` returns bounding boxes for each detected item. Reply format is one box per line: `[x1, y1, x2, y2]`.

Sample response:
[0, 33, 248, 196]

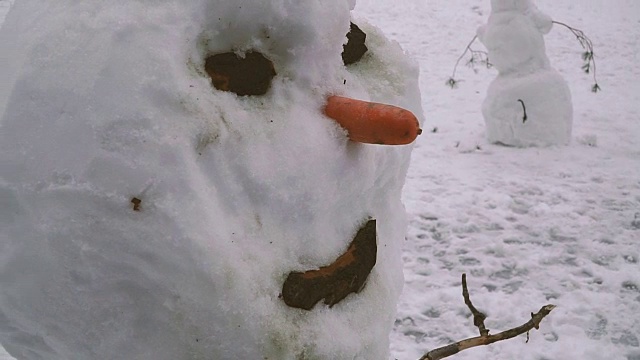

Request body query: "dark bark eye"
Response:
[205, 51, 276, 96]
[342, 22, 368, 66]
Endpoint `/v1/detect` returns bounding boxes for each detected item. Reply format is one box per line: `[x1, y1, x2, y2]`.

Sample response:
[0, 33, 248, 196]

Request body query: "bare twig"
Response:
[552, 20, 600, 92]
[419, 274, 556, 360]
[446, 35, 491, 88]
[461, 273, 489, 337]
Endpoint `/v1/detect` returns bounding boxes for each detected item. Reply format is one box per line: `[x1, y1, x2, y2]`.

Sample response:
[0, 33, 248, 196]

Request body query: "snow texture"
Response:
[0, 0, 422, 359]
[477, 0, 573, 147]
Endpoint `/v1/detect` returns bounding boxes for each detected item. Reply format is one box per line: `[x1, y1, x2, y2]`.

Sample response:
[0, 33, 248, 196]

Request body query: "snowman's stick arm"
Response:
[552, 20, 600, 91]
[447, 35, 490, 88]
[419, 274, 556, 360]
[450, 35, 478, 81]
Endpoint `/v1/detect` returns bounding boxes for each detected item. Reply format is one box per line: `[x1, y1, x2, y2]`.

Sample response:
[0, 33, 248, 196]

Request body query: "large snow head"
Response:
[0, 0, 422, 359]
[478, 0, 553, 74]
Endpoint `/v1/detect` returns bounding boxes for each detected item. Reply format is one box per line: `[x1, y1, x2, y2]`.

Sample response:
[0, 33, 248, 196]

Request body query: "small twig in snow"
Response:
[419, 274, 556, 360]
[517, 99, 528, 123]
[131, 197, 142, 211]
[462, 273, 489, 337]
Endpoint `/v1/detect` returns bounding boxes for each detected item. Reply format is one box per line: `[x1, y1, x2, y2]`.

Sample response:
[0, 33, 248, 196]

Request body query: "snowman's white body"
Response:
[0, 1, 422, 359]
[478, 0, 573, 147]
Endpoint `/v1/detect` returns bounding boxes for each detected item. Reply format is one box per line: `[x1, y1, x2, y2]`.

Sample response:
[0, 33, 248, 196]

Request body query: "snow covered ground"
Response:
[0, 0, 11, 24]
[1, 0, 639, 359]
[354, 0, 640, 359]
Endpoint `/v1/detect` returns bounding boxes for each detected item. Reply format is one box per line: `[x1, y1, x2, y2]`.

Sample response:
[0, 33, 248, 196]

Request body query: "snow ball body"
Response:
[0, 1, 422, 359]
[478, 0, 573, 147]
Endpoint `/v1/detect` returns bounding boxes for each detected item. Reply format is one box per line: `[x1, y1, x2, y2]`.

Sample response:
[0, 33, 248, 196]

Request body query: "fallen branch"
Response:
[461, 274, 489, 337]
[419, 274, 556, 360]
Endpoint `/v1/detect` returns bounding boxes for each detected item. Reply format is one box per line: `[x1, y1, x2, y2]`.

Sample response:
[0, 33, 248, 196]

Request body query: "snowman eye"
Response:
[205, 51, 277, 96]
[342, 22, 368, 66]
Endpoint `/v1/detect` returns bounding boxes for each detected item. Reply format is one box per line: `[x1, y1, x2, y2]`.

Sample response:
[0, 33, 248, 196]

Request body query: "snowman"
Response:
[477, 0, 573, 147]
[0, 0, 423, 359]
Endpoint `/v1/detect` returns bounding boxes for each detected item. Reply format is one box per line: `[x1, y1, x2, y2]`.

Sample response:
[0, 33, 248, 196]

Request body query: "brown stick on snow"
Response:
[461, 273, 489, 337]
[419, 274, 556, 360]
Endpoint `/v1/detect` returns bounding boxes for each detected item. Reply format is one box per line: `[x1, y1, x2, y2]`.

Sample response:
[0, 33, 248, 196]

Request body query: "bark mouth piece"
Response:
[281, 219, 377, 310]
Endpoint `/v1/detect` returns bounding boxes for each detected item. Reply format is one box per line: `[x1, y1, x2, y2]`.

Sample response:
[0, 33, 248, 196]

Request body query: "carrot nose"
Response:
[323, 95, 422, 145]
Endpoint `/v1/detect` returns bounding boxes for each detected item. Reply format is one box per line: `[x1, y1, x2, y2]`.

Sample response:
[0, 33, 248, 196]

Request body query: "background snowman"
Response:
[477, 0, 573, 147]
[0, 0, 422, 359]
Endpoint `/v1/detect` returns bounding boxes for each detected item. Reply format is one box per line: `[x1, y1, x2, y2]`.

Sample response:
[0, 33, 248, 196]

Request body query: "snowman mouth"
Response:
[281, 219, 377, 310]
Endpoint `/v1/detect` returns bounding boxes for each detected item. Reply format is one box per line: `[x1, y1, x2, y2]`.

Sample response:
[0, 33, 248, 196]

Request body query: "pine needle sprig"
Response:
[446, 35, 491, 88]
[553, 20, 600, 92]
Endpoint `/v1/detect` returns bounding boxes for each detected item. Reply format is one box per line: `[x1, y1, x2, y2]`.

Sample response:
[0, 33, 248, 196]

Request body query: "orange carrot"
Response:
[324, 95, 422, 145]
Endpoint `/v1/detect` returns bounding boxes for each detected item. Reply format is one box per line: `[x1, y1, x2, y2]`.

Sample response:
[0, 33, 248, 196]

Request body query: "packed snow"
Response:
[2, 0, 640, 360]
